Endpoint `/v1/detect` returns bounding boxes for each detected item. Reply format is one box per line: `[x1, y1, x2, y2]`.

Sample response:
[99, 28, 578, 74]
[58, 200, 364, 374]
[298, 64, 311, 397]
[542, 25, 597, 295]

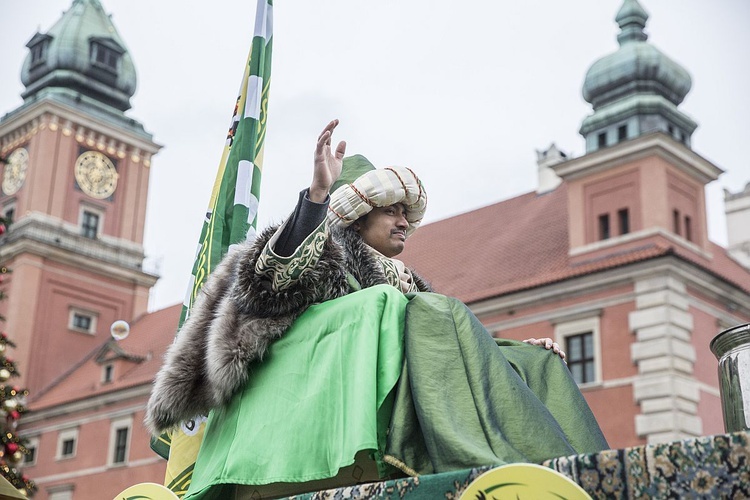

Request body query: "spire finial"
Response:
[616, 0, 649, 45]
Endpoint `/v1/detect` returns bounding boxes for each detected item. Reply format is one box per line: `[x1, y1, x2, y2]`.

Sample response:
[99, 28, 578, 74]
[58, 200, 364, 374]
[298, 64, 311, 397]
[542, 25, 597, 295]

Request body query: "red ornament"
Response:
[0, 224, 5, 236]
[8, 411, 19, 420]
[5, 442, 18, 454]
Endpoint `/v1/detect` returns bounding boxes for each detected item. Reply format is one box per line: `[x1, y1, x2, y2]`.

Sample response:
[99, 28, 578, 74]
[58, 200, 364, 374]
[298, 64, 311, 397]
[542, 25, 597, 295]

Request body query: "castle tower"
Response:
[550, 0, 725, 443]
[0, 0, 161, 394]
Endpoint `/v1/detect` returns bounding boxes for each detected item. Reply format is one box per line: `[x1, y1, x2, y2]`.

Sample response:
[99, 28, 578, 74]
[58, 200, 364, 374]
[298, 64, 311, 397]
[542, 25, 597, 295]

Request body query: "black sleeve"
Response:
[273, 188, 329, 257]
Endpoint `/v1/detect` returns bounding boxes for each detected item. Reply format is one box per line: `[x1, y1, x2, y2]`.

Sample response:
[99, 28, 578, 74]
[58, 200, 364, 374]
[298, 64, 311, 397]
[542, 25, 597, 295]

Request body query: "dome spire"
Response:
[20, 0, 137, 112]
[616, 0, 649, 45]
[579, 0, 696, 153]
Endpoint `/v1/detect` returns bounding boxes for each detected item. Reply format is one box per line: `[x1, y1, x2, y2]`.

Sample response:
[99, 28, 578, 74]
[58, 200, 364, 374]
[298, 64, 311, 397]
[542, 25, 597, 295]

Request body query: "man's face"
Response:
[354, 204, 409, 258]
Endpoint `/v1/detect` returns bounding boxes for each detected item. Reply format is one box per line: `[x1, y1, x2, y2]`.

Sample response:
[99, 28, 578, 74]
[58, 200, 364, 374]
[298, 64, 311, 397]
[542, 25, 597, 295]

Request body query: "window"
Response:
[68, 308, 97, 335]
[72, 313, 91, 331]
[24, 437, 38, 466]
[56, 428, 78, 460]
[684, 216, 692, 242]
[102, 363, 114, 384]
[113, 428, 128, 464]
[27, 36, 51, 67]
[31, 43, 46, 65]
[617, 125, 627, 142]
[598, 213, 610, 240]
[617, 208, 630, 235]
[48, 485, 74, 500]
[3, 207, 14, 224]
[667, 125, 674, 137]
[555, 316, 601, 386]
[597, 132, 607, 149]
[108, 416, 132, 466]
[90, 42, 120, 72]
[566, 332, 596, 384]
[81, 210, 100, 239]
[672, 209, 681, 235]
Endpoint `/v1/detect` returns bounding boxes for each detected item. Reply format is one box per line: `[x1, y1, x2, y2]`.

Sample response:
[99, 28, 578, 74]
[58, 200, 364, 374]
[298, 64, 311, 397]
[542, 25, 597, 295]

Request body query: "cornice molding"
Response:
[552, 132, 723, 185]
[0, 98, 161, 160]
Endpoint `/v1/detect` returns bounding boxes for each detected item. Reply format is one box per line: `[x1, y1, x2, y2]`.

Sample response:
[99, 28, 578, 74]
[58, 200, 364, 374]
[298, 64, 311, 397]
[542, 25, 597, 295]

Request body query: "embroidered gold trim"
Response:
[255, 220, 329, 291]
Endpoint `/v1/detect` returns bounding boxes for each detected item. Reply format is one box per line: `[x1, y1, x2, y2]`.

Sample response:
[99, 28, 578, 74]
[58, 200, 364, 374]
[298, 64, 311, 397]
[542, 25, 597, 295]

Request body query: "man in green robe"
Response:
[146, 120, 608, 499]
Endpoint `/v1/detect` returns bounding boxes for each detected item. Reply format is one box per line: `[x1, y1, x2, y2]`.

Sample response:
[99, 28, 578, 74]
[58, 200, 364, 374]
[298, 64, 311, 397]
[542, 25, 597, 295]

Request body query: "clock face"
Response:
[74, 151, 118, 199]
[2, 147, 29, 196]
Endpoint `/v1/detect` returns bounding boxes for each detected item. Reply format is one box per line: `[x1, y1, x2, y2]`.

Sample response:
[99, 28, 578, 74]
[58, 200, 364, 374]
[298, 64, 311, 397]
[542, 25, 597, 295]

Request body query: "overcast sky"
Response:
[1, 0, 749, 312]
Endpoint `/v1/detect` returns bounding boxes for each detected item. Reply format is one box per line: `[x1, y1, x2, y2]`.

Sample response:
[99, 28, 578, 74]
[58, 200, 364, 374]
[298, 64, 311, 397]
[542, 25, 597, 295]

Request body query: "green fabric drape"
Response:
[386, 292, 608, 474]
[185, 285, 408, 499]
[184, 288, 608, 499]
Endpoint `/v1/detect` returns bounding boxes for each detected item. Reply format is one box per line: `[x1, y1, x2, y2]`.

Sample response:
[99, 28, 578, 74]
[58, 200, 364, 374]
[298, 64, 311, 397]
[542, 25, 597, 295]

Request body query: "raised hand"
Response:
[309, 119, 347, 203]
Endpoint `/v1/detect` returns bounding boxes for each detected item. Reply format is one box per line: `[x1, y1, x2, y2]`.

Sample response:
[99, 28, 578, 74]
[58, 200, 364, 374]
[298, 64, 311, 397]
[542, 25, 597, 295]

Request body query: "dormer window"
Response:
[26, 33, 52, 68]
[89, 38, 125, 74]
[91, 42, 119, 71]
[31, 43, 47, 65]
[102, 363, 114, 384]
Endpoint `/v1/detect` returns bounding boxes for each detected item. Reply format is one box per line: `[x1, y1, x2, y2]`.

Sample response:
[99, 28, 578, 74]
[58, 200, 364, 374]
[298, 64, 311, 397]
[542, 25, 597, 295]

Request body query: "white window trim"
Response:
[48, 484, 74, 500]
[555, 316, 602, 387]
[56, 428, 78, 460]
[23, 436, 39, 466]
[68, 307, 98, 335]
[107, 415, 132, 467]
[78, 203, 105, 238]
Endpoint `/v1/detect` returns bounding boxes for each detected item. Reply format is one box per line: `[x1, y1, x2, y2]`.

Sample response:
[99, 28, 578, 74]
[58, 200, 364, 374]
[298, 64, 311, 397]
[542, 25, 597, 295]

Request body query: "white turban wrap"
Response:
[327, 166, 427, 236]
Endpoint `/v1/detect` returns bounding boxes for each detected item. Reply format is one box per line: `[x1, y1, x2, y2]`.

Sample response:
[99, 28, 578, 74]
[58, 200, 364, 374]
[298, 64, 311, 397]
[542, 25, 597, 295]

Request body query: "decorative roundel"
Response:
[2, 147, 29, 196]
[74, 150, 118, 199]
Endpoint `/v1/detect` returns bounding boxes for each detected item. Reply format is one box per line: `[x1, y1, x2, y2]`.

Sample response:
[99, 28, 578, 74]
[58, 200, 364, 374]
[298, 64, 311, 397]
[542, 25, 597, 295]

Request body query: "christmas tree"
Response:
[0, 215, 36, 497]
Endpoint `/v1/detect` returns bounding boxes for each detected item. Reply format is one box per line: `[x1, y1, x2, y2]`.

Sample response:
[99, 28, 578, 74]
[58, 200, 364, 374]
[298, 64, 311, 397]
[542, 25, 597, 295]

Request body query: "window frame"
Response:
[107, 416, 132, 467]
[555, 316, 602, 387]
[68, 307, 98, 335]
[80, 209, 101, 239]
[617, 208, 630, 235]
[598, 213, 611, 241]
[617, 124, 627, 142]
[56, 428, 78, 460]
[23, 436, 39, 466]
[90, 41, 121, 73]
[2, 200, 16, 224]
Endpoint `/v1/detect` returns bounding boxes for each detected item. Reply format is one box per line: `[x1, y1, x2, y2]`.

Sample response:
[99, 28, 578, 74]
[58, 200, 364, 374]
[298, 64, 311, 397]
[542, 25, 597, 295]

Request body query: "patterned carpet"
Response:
[287, 431, 750, 499]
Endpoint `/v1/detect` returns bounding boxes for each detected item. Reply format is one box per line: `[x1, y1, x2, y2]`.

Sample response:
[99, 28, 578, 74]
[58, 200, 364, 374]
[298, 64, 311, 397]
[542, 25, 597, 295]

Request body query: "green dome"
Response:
[582, 0, 692, 110]
[20, 0, 137, 111]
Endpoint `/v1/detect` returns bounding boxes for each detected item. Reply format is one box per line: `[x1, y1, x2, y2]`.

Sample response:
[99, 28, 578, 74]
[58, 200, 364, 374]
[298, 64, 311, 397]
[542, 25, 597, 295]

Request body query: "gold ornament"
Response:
[74, 151, 118, 199]
[2, 399, 17, 411]
[0, 344, 5, 354]
[11, 450, 23, 463]
[1, 148, 29, 196]
[0, 369, 10, 382]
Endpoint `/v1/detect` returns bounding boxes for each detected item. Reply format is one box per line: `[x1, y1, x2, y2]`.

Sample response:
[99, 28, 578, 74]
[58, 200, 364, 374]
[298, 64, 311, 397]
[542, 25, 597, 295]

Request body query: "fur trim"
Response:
[145, 223, 430, 435]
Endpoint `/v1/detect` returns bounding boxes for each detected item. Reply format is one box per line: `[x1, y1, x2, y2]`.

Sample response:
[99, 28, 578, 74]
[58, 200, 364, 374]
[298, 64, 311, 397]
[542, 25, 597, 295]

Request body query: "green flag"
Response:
[151, 1, 273, 496]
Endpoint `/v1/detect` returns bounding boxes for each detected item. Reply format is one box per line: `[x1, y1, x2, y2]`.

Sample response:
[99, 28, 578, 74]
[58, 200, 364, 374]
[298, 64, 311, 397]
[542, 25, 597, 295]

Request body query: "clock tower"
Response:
[0, 0, 161, 394]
